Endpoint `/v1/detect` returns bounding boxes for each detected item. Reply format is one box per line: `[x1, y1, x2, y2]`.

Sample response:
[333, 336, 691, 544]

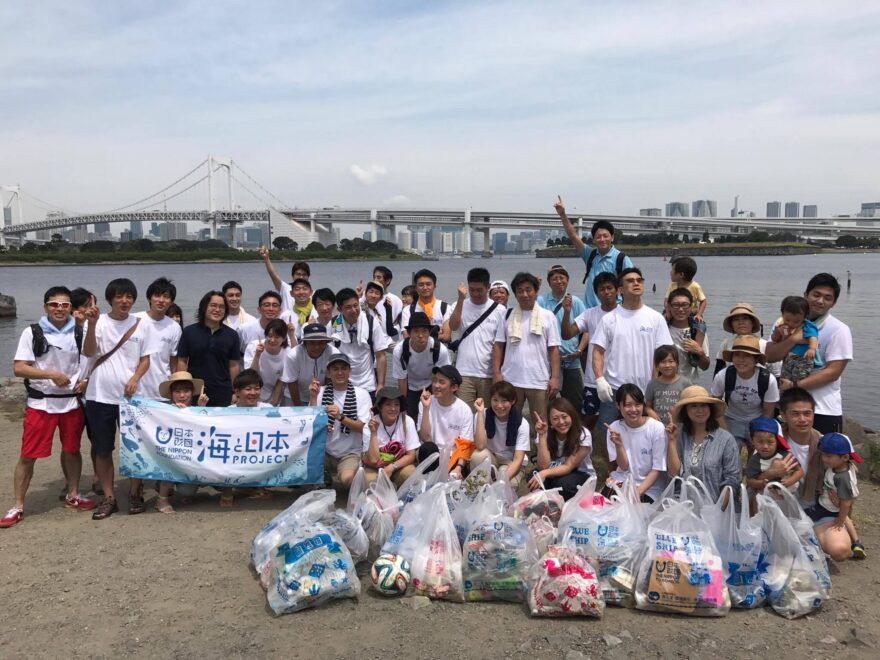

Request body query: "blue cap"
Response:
[818, 432, 862, 463]
[749, 416, 787, 449]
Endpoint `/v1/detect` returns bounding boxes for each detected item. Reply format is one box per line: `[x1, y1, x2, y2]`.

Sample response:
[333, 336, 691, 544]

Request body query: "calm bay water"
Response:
[1, 252, 875, 425]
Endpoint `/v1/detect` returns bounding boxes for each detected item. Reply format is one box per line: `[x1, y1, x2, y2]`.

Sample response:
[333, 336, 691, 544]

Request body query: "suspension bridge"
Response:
[3, 156, 880, 251]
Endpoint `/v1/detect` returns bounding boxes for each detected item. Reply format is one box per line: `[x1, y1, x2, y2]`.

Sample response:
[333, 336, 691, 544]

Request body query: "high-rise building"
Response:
[160, 222, 188, 241]
[859, 202, 880, 217]
[130, 220, 143, 239]
[766, 201, 781, 218]
[803, 205, 818, 218]
[119, 230, 132, 243]
[492, 232, 508, 254]
[441, 232, 454, 253]
[413, 232, 427, 252]
[93, 222, 111, 235]
[149, 222, 161, 237]
[396, 229, 412, 251]
[665, 202, 689, 217]
[784, 202, 800, 218]
[471, 231, 486, 252]
[640, 208, 662, 217]
[376, 226, 395, 243]
[691, 200, 717, 217]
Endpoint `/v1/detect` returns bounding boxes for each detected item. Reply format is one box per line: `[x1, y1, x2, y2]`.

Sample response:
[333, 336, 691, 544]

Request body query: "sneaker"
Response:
[852, 541, 867, 560]
[65, 494, 97, 511]
[0, 507, 24, 528]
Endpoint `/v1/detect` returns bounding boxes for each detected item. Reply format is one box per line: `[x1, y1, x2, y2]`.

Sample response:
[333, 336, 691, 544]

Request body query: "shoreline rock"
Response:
[0, 292, 16, 318]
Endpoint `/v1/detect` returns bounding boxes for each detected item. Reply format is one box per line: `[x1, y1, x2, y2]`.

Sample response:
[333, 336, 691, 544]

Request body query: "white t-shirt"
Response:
[224, 308, 255, 331]
[364, 294, 404, 342]
[317, 384, 372, 457]
[607, 417, 668, 501]
[573, 305, 614, 387]
[710, 368, 779, 423]
[479, 414, 531, 460]
[364, 413, 421, 453]
[14, 323, 84, 413]
[417, 397, 474, 449]
[243, 340, 294, 404]
[549, 427, 595, 475]
[282, 343, 339, 403]
[494, 307, 561, 389]
[85, 315, 157, 405]
[799, 314, 851, 416]
[331, 313, 391, 391]
[400, 298, 452, 331]
[237, 311, 297, 353]
[135, 312, 182, 401]
[450, 299, 506, 378]
[591, 305, 673, 391]
[392, 338, 451, 391]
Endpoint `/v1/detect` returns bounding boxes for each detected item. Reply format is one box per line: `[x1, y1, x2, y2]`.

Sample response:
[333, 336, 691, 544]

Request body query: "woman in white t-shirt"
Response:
[603, 383, 668, 503]
[363, 387, 420, 488]
[244, 318, 293, 406]
[529, 397, 594, 499]
[471, 381, 530, 490]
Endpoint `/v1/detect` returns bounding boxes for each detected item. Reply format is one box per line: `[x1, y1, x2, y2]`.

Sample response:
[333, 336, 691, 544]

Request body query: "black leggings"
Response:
[543, 471, 589, 500]
[416, 442, 439, 472]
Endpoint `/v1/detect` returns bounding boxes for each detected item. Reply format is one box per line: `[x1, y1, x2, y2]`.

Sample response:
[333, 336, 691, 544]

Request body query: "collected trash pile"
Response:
[250, 451, 831, 620]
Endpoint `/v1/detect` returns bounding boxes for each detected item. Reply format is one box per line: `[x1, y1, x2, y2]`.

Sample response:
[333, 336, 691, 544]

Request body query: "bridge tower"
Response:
[206, 156, 236, 243]
[0, 185, 23, 248]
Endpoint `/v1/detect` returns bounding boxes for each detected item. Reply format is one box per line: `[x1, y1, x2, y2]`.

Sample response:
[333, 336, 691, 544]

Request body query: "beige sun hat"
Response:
[722, 302, 761, 334]
[159, 371, 205, 401]
[721, 334, 766, 364]
[671, 385, 727, 421]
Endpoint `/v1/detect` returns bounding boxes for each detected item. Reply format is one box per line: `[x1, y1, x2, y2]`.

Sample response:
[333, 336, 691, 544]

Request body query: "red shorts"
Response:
[21, 406, 85, 459]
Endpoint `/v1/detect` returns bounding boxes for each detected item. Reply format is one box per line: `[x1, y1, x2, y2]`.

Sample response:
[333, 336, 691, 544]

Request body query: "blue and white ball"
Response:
[370, 553, 411, 596]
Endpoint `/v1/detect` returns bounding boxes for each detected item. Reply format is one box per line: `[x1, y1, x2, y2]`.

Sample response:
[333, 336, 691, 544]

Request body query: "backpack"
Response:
[24, 323, 84, 400]
[582, 249, 628, 284]
[723, 365, 770, 404]
[399, 338, 441, 370]
[408, 300, 448, 339]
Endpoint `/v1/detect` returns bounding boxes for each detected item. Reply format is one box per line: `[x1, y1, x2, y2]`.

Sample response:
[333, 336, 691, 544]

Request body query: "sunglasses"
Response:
[46, 301, 72, 309]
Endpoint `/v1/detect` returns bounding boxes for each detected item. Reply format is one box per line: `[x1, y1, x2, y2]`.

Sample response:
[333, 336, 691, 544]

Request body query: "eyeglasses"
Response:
[207, 303, 226, 310]
[670, 302, 691, 309]
[622, 277, 644, 284]
[46, 301, 71, 309]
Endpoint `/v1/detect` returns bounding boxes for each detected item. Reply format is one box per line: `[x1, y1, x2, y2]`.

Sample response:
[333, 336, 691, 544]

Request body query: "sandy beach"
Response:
[0, 399, 878, 660]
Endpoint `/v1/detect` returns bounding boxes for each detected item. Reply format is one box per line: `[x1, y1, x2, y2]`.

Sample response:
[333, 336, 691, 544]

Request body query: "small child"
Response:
[645, 346, 692, 423]
[664, 256, 707, 321]
[772, 295, 823, 383]
[744, 416, 804, 514]
[805, 433, 866, 559]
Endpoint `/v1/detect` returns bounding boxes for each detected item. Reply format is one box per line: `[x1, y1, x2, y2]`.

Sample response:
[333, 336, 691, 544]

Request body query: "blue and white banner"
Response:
[119, 398, 327, 487]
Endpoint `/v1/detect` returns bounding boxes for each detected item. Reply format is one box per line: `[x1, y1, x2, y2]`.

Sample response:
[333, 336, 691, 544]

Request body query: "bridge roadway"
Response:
[283, 208, 880, 240]
[0, 210, 270, 236]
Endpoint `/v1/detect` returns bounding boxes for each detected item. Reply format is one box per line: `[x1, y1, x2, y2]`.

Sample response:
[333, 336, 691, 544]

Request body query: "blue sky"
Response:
[1, 0, 879, 218]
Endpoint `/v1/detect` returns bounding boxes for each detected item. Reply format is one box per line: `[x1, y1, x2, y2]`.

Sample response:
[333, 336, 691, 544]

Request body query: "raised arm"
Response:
[553, 196, 585, 253]
[260, 245, 283, 291]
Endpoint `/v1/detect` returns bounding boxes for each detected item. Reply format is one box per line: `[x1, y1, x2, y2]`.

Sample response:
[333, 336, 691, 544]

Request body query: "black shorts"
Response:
[804, 501, 837, 523]
[85, 401, 119, 457]
[812, 414, 842, 435]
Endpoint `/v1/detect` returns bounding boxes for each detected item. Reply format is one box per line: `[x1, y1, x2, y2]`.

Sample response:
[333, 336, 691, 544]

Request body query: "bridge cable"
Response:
[100, 158, 209, 213]
[229, 160, 293, 210]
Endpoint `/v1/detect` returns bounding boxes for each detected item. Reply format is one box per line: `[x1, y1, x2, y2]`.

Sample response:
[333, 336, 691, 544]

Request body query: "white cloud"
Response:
[382, 194, 410, 206]
[349, 164, 388, 185]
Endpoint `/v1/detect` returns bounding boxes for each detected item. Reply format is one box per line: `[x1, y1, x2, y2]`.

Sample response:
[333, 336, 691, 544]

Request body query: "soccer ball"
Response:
[370, 553, 411, 596]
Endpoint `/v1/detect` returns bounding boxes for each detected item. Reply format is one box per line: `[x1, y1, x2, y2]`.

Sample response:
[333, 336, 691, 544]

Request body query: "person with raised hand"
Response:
[417, 365, 474, 479]
[529, 398, 594, 500]
[471, 381, 529, 490]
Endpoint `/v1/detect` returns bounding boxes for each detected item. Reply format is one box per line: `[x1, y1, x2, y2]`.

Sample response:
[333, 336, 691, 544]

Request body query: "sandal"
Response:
[128, 494, 145, 515]
[155, 496, 175, 514]
[92, 498, 118, 521]
[219, 493, 234, 508]
[247, 488, 272, 500]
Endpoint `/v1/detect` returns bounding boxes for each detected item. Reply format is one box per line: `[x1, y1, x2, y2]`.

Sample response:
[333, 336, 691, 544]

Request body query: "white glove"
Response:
[596, 377, 614, 403]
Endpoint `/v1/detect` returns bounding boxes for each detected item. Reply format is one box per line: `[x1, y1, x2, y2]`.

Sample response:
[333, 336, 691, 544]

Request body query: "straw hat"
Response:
[721, 334, 766, 364]
[723, 302, 761, 334]
[159, 371, 205, 401]
[671, 385, 726, 421]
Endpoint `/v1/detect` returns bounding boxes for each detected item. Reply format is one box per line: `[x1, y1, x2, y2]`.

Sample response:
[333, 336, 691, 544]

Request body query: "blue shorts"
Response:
[85, 401, 119, 457]
[581, 386, 600, 416]
[804, 502, 837, 525]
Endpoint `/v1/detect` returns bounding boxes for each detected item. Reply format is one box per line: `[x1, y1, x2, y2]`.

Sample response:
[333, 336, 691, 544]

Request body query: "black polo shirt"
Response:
[177, 322, 242, 407]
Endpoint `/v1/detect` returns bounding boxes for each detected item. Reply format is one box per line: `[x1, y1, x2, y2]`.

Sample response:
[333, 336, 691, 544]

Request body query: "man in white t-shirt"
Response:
[399, 268, 453, 340]
[417, 365, 474, 479]
[308, 353, 371, 488]
[447, 267, 506, 409]
[765, 272, 853, 435]
[237, 290, 298, 353]
[221, 280, 256, 330]
[591, 267, 673, 443]
[283, 323, 339, 405]
[560, 271, 618, 444]
[331, 287, 390, 395]
[492, 272, 561, 425]
[392, 312, 451, 420]
[83, 278, 157, 520]
[135, 277, 182, 401]
[362, 278, 403, 346]
[1, 287, 95, 529]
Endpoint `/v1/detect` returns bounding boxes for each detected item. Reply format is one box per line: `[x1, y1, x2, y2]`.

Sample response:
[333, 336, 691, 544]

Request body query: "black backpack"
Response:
[723, 365, 770, 404]
[399, 338, 441, 370]
[582, 249, 628, 284]
[24, 323, 84, 399]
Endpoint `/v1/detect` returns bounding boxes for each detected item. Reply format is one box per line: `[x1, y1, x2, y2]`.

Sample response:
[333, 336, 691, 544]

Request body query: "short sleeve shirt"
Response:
[177, 323, 242, 407]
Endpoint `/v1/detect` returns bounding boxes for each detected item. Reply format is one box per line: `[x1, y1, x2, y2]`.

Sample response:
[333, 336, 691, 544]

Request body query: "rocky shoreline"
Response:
[0, 292, 16, 317]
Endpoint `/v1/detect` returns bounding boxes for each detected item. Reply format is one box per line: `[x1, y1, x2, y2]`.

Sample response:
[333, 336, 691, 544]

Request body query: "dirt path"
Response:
[0, 404, 878, 660]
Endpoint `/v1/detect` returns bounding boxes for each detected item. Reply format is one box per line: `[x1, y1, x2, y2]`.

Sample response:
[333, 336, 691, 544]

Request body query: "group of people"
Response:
[1, 201, 865, 565]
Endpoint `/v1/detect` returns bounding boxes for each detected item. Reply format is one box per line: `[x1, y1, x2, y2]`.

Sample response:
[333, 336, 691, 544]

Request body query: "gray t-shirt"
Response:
[819, 464, 859, 512]
[645, 375, 691, 422]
